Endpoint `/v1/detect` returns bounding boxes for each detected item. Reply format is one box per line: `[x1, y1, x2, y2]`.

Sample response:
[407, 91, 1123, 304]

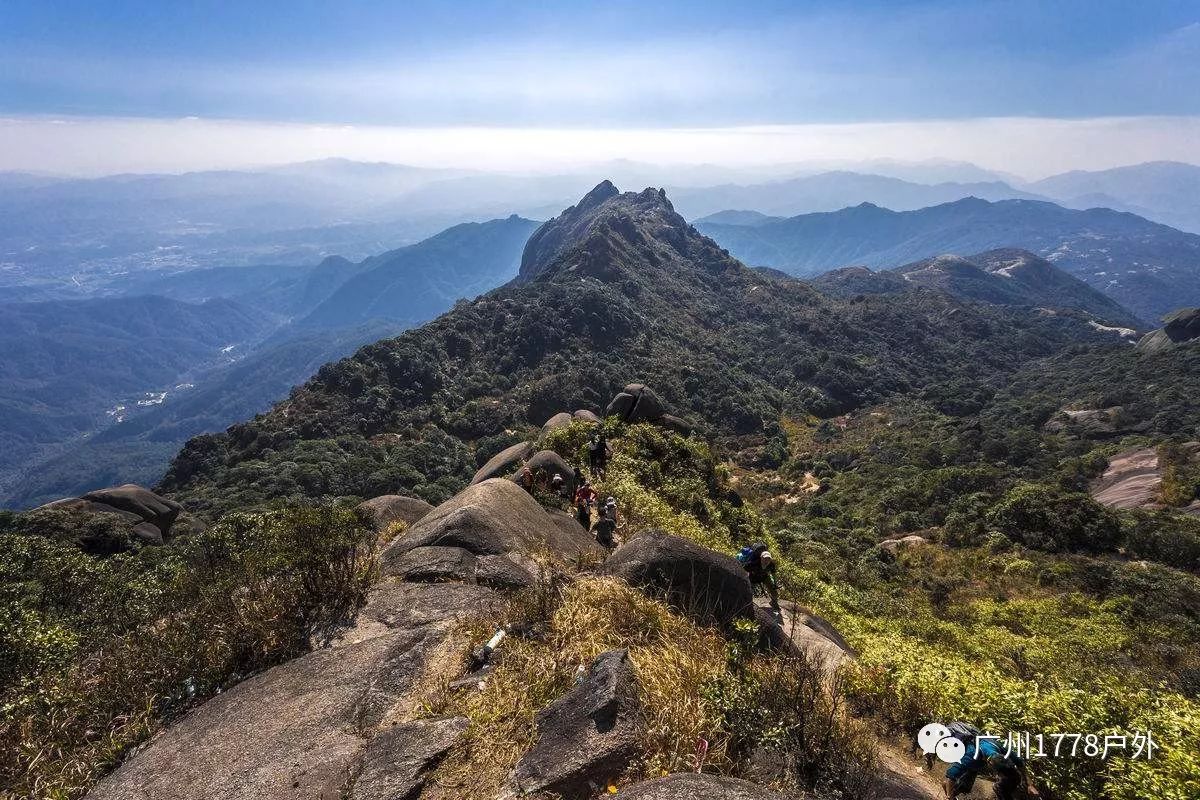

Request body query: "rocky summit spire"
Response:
[516, 181, 732, 283]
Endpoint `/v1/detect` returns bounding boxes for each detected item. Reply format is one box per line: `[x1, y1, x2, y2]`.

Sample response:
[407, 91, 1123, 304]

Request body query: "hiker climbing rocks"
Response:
[588, 433, 610, 477]
[551, 473, 569, 502]
[517, 466, 535, 493]
[593, 496, 621, 549]
[939, 721, 1040, 799]
[574, 481, 597, 528]
[738, 543, 780, 610]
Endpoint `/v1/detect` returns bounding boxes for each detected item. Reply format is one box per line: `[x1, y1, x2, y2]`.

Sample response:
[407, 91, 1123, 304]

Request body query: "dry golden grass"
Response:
[421, 576, 730, 799]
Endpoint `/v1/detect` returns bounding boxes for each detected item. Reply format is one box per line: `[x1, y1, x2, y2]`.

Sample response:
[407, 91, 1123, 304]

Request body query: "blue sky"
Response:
[3, 0, 1197, 125]
[1, 1, 1198, 174]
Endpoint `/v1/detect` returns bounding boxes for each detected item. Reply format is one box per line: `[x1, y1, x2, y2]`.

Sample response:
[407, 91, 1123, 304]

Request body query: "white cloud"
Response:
[2, 113, 1199, 180]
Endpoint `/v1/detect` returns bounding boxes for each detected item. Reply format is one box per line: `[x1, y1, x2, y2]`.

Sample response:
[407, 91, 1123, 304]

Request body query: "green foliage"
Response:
[1124, 511, 1200, 573]
[0, 503, 376, 798]
[1159, 442, 1200, 508]
[987, 483, 1122, 553]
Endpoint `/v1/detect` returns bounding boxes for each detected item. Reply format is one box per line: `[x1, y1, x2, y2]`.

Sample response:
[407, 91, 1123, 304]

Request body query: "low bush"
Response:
[0, 503, 376, 799]
[987, 483, 1122, 553]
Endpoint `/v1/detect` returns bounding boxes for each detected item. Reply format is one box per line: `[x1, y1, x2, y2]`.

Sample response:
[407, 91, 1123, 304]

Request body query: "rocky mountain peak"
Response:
[516, 181, 733, 283]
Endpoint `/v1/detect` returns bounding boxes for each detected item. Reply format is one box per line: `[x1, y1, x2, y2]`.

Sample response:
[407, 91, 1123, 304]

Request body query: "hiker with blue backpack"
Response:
[737, 543, 780, 610]
[936, 722, 1040, 800]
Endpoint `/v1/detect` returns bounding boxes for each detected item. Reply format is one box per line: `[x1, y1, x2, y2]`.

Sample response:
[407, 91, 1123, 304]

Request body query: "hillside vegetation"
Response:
[3, 182, 1197, 800]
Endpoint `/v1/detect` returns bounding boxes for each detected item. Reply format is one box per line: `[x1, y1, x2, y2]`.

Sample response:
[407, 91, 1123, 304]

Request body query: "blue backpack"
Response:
[737, 543, 767, 566]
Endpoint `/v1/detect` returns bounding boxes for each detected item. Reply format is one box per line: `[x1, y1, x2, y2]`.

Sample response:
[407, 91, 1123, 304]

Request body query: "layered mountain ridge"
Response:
[696, 196, 1200, 323]
[162, 182, 1123, 518]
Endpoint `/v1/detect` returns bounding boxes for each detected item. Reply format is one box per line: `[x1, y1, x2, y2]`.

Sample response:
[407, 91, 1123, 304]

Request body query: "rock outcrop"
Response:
[1042, 406, 1149, 439]
[879, 534, 929, 554]
[1138, 307, 1200, 353]
[607, 383, 666, 424]
[471, 441, 533, 485]
[1090, 443, 1200, 515]
[356, 494, 434, 533]
[605, 530, 754, 625]
[37, 484, 185, 547]
[386, 545, 535, 590]
[525, 449, 575, 488]
[508, 649, 640, 799]
[1091, 447, 1163, 509]
[87, 580, 499, 800]
[382, 478, 602, 569]
[348, 716, 468, 800]
[540, 412, 575, 439]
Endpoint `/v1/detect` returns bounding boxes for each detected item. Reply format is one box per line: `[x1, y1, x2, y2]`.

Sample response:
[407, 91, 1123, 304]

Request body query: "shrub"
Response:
[0, 503, 376, 799]
[987, 484, 1122, 553]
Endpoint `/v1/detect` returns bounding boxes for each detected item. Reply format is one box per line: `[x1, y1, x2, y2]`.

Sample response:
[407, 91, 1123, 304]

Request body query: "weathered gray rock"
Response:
[357, 495, 434, 533]
[606, 383, 666, 423]
[509, 649, 640, 799]
[1042, 406, 1149, 439]
[471, 442, 533, 485]
[547, 509, 592, 549]
[573, 409, 601, 424]
[382, 479, 599, 568]
[525, 449, 575, 490]
[658, 413, 693, 436]
[605, 530, 754, 624]
[616, 773, 789, 799]
[388, 546, 478, 583]
[1091, 446, 1162, 509]
[476, 554, 537, 589]
[540, 412, 575, 438]
[771, 601, 857, 673]
[879, 534, 929, 554]
[37, 497, 141, 525]
[1138, 307, 1200, 353]
[350, 717, 468, 800]
[607, 392, 636, 420]
[36, 485, 185, 549]
[81, 484, 183, 534]
[86, 581, 480, 800]
[332, 582, 500, 648]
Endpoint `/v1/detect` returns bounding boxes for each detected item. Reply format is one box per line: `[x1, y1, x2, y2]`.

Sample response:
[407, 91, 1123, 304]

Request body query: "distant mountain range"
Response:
[4, 159, 1198, 300]
[697, 197, 1200, 324]
[1028, 161, 1200, 235]
[813, 248, 1143, 331]
[670, 171, 1045, 220]
[0, 296, 273, 501]
[0, 214, 541, 509]
[298, 215, 539, 329]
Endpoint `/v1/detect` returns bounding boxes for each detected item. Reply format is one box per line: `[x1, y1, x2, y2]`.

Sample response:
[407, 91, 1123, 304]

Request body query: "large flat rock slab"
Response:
[1091, 447, 1161, 509]
[87, 583, 495, 800]
[87, 629, 438, 800]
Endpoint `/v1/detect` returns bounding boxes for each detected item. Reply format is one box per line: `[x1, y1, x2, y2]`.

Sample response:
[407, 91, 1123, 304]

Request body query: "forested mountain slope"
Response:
[696, 197, 1200, 323]
[0, 296, 271, 500]
[163, 183, 1119, 518]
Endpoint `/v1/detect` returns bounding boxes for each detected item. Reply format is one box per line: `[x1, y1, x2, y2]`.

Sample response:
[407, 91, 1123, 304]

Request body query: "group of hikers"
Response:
[512, 428, 1039, 798]
[516, 432, 621, 549]
[516, 430, 783, 607]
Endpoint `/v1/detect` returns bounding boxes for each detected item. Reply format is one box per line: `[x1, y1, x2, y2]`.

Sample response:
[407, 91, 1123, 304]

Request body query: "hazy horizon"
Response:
[3, 0, 1198, 179]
